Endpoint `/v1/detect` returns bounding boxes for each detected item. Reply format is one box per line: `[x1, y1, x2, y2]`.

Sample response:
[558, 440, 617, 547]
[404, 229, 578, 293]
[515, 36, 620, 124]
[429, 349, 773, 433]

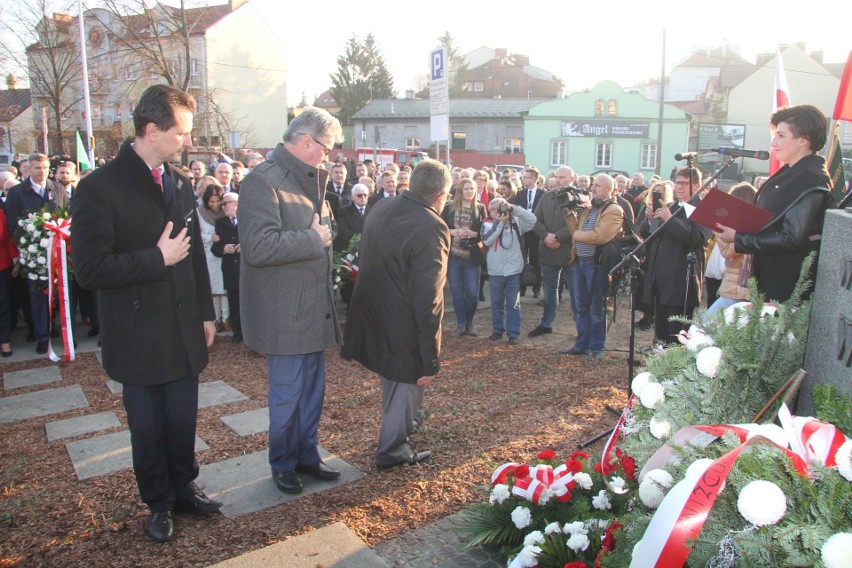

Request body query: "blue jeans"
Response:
[572, 258, 608, 353]
[448, 255, 481, 326]
[267, 352, 326, 473]
[540, 264, 564, 329]
[489, 273, 521, 338]
[704, 296, 739, 320]
[562, 264, 578, 322]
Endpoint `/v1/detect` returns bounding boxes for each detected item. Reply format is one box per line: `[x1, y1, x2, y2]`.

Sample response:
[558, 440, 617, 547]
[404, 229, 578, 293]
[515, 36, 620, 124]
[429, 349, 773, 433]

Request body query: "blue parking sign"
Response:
[431, 48, 445, 81]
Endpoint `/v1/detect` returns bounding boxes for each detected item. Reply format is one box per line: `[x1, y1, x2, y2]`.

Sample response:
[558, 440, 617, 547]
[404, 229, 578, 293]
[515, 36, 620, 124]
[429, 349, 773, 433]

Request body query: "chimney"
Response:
[514, 54, 530, 66]
[6, 73, 17, 90]
[495, 48, 508, 60]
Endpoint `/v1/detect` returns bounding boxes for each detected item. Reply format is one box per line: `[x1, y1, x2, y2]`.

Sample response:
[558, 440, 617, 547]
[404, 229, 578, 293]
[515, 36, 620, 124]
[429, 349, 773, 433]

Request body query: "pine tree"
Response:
[329, 34, 396, 125]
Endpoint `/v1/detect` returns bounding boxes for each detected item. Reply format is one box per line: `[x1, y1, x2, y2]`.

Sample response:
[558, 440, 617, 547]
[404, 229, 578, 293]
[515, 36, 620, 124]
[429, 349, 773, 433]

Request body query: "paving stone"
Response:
[105, 380, 123, 394]
[3, 366, 63, 390]
[208, 521, 387, 568]
[220, 407, 268, 436]
[45, 411, 121, 442]
[0, 385, 89, 424]
[199, 380, 248, 409]
[66, 430, 209, 481]
[195, 447, 363, 518]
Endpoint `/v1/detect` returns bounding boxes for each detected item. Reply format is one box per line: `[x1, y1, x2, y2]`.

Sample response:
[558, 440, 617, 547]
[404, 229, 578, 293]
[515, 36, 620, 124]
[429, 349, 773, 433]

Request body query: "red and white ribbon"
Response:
[600, 393, 635, 493]
[491, 462, 520, 486]
[778, 403, 848, 467]
[45, 218, 74, 362]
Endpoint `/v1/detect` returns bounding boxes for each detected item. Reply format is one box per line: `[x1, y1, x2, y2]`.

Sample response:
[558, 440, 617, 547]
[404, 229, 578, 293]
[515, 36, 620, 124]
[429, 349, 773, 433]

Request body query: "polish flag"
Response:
[769, 47, 791, 175]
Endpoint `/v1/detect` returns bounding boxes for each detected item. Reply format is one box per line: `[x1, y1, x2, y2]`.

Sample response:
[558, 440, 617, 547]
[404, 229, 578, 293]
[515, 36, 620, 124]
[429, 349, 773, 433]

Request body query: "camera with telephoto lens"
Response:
[555, 186, 589, 209]
[496, 201, 513, 215]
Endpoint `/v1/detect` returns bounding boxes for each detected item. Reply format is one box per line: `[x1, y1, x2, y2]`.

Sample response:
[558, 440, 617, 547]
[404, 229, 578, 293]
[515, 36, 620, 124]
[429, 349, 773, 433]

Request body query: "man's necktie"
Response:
[359, 207, 364, 216]
[151, 168, 163, 193]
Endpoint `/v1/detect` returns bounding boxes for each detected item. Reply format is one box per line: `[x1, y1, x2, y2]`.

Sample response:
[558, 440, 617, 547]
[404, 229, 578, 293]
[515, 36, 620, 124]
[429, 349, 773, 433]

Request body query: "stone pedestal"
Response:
[802, 209, 852, 414]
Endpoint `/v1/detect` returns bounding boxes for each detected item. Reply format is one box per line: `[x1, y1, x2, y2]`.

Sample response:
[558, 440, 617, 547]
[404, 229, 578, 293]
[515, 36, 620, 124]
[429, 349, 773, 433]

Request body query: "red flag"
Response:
[833, 50, 852, 121]
[769, 47, 791, 175]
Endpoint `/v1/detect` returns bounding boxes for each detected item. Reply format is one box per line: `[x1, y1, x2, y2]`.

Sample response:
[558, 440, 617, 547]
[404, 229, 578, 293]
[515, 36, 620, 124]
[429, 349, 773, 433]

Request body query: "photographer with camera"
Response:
[481, 197, 537, 345]
[441, 178, 488, 337]
[528, 166, 578, 338]
[560, 174, 624, 357]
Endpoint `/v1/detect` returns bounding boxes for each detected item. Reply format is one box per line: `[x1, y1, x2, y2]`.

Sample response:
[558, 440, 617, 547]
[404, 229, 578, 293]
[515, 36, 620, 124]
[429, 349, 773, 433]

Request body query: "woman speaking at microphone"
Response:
[713, 104, 834, 302]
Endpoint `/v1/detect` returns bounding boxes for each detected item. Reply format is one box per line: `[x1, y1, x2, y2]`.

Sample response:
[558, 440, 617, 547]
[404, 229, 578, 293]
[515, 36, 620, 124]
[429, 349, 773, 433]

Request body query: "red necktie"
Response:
[151, 168, 163, 193]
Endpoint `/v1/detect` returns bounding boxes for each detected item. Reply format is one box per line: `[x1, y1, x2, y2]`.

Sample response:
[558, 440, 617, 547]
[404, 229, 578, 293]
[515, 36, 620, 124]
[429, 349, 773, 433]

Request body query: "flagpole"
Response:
[77, 0, 95, 167]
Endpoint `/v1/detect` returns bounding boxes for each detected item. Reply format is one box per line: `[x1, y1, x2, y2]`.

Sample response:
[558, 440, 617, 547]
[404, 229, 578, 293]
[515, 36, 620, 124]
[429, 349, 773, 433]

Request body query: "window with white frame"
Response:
[474, 81, 484, 92]
[641, 143, 658, 169]
[595, 143, 612, 168]
[551, 141, 567, 166]
[125, 64, 137, 81]
[191, 58, 199, 76]
[114, 103, 122, 119]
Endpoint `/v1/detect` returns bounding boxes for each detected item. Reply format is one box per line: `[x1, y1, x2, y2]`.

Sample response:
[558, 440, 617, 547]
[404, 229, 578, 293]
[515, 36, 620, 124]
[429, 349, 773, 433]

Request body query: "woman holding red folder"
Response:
[714, 104, 834, 302]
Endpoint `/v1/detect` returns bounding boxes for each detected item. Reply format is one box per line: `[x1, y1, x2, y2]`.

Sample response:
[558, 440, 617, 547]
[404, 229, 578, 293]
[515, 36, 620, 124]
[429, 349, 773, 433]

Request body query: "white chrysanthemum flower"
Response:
[28, 273, 38, 280]
[19, 237, 26, 244]
[649, 415, 672, 439]
[39, 275, 48, 280]
[544, 522, 562, 535]
[27, 244, 38, 253]
[821, 532, 852, 568]
[37, 256, 46, 265]
[746, 424, 789, 449]
[696, 346, 723, 378]
[566, 532, 590, 553]
[489, 483, 510, 505]
[511, 506, 532, 529]
[26, 223, 35, 232]
[523, 531, 545, 547]
[639, 382, 665, 409]
[592, 490, 611, 510]
[835, 440, 852, 482]
[737, 480, 787, 526]
[639, 469, 674, 509]
[510, 545, 541, 568]
[573, 472, 593, 490]
[609, 476, 626, 492]
[631, 371, 653, 395]
[42, 212, 51, 220]
[682, 325, 715, 351]
[562, 521, 587, 535]
[39, 238, 50, 248]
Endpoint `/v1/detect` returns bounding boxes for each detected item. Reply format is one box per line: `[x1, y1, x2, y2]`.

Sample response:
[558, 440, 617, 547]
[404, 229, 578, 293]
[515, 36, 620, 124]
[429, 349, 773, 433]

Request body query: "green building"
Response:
[524, 80, 691, 178]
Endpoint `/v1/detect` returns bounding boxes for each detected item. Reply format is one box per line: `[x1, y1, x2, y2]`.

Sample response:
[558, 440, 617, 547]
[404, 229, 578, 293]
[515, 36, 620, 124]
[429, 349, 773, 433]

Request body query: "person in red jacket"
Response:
[0, 209, 20, 357]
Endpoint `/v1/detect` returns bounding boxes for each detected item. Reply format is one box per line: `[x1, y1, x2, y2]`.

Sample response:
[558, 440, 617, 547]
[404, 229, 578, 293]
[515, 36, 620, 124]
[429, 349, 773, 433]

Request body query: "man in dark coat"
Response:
[4, 152, 66, 353]
[341, 160, 451, 470]
[514, 167, 544, 297]
[211, 193, 241, 342]
[324, 162, 352, 217]
[639, 167, 711, 343]
[71, 85, 220, 543]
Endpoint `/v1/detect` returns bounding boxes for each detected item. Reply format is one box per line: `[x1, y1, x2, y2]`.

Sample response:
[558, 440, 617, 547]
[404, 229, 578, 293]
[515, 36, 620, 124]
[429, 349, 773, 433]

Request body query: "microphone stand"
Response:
[578, 156, 736, 449]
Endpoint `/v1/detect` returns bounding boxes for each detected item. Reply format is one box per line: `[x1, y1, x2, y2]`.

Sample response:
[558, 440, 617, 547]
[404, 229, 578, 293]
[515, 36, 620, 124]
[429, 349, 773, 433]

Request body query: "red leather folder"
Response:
[689, 189, 773, 234]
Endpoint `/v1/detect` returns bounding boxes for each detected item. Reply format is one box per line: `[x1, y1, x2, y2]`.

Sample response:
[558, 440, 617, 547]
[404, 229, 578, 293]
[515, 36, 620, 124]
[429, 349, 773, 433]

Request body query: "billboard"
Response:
[560, 120, 649, 138]
[698, 123, 745, 150]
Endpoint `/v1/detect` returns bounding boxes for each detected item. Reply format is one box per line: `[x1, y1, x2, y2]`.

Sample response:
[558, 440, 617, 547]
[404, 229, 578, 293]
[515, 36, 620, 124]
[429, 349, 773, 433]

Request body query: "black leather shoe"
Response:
[87, 326, 100, 338]
[559, 347, 590, 356]
[412, 409, 425, 431]
[296, 461, 340, 480]
[174, 485, 222, 516]
[377, 450, 432, 471]
[488, 333, 503, 341]
[146, 511, 175, 543]
[36, 341, 48, 354]
[528, 325, 552, 337]
[271, 469, 303, 493]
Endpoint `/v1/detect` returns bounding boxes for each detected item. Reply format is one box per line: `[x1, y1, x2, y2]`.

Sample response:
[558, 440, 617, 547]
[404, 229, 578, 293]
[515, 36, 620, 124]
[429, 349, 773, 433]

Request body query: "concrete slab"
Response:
[0, 385, 89, 424]
[195, 447, 363, 518]
[208, 521, 387, 568]
[3, 366, 63, 390]
[45, 411, 121, 442]
[220, 407, 269, 436]
[105, 380, 122, 395]
[199, 380, 248, 409]
[66, 430, 209, 481]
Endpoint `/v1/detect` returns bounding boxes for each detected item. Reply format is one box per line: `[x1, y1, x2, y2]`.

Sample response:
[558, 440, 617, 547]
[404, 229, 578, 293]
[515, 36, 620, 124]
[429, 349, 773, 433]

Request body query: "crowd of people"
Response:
[0, 88, 836, 545]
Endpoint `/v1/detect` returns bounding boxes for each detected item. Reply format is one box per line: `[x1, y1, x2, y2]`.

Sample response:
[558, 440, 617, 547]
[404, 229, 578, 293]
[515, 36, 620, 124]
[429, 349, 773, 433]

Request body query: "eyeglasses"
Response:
[310, 135, 332, 156]
[352, 193, 368, 198]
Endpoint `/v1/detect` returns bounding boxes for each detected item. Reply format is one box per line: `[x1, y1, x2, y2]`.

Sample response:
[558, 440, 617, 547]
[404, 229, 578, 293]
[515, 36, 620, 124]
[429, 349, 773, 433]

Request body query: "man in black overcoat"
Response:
[71, 85, 220, 543]
[341, 161, 451, 470]
[211, 193, 241, 342]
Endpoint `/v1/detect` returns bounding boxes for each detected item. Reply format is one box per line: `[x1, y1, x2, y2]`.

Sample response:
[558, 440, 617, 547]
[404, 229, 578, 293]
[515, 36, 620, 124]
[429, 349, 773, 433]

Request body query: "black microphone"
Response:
[674, 152, 697, 160]
[712, 147, 770, 160]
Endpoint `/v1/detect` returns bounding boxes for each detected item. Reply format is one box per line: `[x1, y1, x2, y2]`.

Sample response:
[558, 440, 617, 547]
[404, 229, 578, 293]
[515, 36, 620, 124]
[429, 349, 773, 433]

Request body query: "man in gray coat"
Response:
[529, 165, 577, 337]
[341, 161, 452, 470]
[238, 107, 343, 494]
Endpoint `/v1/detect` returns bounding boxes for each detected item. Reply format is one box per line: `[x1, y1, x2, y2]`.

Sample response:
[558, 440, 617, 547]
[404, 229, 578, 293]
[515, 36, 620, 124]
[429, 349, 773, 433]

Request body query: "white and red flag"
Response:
[769, 47, 791, 175]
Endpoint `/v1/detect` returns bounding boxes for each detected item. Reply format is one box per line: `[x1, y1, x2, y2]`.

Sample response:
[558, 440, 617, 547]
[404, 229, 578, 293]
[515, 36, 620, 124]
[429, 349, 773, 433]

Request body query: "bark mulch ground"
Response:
[0, 307, 643, 567]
